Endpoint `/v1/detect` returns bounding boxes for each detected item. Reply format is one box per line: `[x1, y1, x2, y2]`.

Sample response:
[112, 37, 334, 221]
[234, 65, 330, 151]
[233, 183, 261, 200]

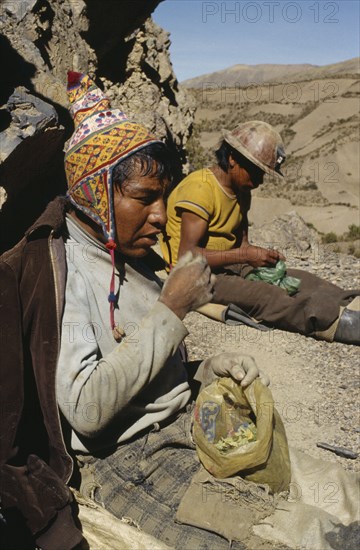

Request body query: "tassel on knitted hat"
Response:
[106, 239, 125, 342]
[64, 71, 161, 340]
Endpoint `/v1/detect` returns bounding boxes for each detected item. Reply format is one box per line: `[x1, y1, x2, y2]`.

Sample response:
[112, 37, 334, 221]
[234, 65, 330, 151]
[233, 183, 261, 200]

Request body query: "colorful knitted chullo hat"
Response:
[64, 71, 161, 339]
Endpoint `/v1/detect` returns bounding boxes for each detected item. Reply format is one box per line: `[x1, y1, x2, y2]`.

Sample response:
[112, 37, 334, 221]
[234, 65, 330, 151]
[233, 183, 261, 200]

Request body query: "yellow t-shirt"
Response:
[160, 168, 242, 266]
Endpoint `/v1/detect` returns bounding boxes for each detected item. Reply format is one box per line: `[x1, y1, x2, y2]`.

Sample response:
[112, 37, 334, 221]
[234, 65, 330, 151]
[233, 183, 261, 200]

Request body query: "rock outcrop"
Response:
[250, 211, 320, 259]
[0, 0, 195, 252]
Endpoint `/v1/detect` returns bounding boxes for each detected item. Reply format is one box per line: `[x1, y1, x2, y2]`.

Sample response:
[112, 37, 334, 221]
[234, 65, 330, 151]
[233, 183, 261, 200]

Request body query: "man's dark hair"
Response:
[112, 142, 172, 190]
[215, 141, 233, 171]
[215, 140, 261, 174]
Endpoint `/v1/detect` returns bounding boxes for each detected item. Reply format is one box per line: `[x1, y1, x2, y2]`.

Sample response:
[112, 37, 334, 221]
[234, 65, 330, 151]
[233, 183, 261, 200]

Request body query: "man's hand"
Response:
[159, 251, 216, 320]
[238, 244, 285, 268]
[200, 352, 270, 388]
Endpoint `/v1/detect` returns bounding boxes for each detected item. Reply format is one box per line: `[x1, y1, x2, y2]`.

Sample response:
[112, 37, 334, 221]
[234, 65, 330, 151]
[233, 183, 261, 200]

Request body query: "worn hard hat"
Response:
[222, 121, 286, 178]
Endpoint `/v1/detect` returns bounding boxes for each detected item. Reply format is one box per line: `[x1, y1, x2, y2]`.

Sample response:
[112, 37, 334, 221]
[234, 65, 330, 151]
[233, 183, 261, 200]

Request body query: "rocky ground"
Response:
[182, 243, 360, 475]
[177, 239, 359, 550]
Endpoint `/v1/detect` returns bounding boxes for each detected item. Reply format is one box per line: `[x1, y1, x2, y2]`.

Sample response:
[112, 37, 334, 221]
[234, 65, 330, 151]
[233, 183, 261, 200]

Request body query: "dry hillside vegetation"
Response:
[186, 63, 359, 254]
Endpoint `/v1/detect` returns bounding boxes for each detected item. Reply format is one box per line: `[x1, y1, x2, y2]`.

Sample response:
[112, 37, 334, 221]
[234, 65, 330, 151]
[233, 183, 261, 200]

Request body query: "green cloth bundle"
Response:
[245, 260, 301, 295]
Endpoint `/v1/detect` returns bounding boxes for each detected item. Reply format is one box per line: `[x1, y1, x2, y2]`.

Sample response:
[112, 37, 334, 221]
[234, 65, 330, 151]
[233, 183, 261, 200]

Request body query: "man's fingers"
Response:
[191, 252, 208, 266]
[204, 353, 270, 390]
[225, 357, 258, 386]
[239, 357, 259, 387]
[228, 363, 245, 381]
[267, 250, 279, 262]
[175, 251, 210, 277]
[174, 249, 194, 268]
[259, 370, 270, 386]
[199, 265, 215, 287]
[269, 248, 286, 262]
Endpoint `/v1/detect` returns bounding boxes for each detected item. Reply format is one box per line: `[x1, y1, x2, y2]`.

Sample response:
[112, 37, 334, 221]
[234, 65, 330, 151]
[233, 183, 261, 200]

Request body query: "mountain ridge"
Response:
[182, 57, 360, 88]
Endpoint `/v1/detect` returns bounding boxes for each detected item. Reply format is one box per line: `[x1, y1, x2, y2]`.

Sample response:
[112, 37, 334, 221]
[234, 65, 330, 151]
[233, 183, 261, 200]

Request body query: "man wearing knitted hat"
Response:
[0, 73, 268, 549]
[161, 122, 360, 344]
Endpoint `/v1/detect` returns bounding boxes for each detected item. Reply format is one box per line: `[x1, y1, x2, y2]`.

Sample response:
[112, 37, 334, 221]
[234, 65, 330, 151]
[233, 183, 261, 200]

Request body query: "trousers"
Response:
[76, 409, 245, 550]
[212, 266, 359, 336]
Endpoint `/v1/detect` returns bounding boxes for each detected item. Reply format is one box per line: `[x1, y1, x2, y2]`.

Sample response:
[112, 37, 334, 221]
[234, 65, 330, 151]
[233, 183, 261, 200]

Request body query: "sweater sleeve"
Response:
[56, 266, 188, 438]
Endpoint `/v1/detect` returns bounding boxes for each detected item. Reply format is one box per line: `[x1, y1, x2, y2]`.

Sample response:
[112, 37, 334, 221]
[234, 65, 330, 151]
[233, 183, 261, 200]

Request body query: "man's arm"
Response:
[56, 253, 215, 439]
[178, 210, 284, 269]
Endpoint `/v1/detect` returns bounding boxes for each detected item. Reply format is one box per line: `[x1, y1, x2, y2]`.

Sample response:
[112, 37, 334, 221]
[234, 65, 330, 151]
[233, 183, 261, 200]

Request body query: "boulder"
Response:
[250, 211, 320, 260]
[0, 0, 195, 251]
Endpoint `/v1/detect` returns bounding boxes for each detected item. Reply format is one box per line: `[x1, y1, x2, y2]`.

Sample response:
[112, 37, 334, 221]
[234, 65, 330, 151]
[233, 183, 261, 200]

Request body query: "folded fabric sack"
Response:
[176, 447, 360, 550]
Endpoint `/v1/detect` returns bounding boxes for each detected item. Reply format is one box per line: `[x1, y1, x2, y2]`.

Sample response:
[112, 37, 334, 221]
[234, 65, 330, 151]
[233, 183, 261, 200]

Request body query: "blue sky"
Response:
[153, 0, 360, 81]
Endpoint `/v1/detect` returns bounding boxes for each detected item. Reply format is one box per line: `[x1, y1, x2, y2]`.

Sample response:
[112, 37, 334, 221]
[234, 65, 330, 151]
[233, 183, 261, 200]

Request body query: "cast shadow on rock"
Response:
[325, 521, 360, 550]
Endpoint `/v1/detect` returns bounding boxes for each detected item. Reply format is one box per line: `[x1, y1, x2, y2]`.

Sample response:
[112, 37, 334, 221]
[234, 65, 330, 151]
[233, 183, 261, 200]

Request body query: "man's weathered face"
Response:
[113, 161, 168, 257]
[230, 155, 265, 191]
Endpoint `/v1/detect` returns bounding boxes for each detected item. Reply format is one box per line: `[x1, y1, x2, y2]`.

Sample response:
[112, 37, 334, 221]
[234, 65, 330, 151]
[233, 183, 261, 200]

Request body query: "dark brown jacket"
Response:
[0, 198, 83, 549]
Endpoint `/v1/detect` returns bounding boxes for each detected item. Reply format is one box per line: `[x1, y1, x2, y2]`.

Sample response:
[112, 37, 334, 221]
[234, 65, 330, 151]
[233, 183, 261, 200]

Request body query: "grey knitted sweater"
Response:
[56, 215, 191, 453]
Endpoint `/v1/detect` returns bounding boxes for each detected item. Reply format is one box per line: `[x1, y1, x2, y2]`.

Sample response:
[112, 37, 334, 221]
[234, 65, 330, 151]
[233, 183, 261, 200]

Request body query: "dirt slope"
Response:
[186, 64, 360, 240]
